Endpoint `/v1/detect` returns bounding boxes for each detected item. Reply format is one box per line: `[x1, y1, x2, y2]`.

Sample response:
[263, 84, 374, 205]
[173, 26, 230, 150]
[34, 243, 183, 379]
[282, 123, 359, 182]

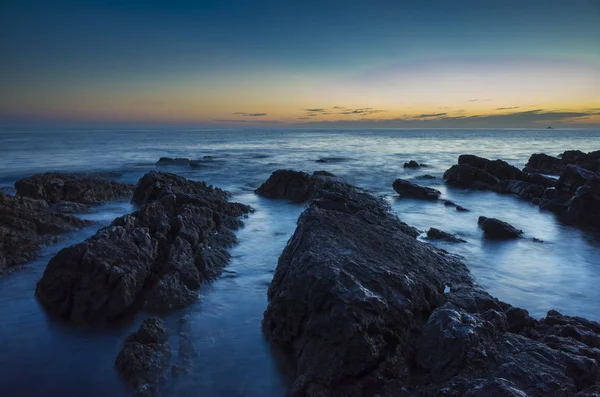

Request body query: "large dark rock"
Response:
[35, 171, 250, 323]
[262, 180, 600, 396]
[478, 216, 523, 239]
[539, 165, 600, 227]
[0, 192, 91, 272]
[459, 155, 524, 181]
[254, 169, 340, 202]
[444, 164, 500, 190]
[156, 157, 190, 166]
[426, 227, 466, 243]
[495, 179, 546, 202]
[392, 179, 441, 200]
[115, 317, 171, 393]
[15, 172, 133, 205]
[525, 150, 600, 174]
[403, 160, 427, 169]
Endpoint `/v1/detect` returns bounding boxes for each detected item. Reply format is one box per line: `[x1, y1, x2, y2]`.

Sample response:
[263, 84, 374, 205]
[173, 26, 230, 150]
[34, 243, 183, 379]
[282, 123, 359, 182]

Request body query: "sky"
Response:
[1, 0, 599, 128]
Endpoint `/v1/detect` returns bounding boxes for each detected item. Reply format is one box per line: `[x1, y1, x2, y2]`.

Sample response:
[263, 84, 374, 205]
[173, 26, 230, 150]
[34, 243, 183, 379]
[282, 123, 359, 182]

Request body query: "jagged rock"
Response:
[404, 160, 427, 168]
[524, 153, 563, 174]
[478, 216, 523, 239]
[115, 318, 171, 390]
[35, 171, 250, 323]
[392, 179, 441, 200]
[444, 164, 500, 190]
[417, 174, 437, 179]
[254, 169, 339, 202]
[262, 179, 600, 396]
[539, 165, 600, 227]
[525, 150, 600, 174]
[459, 155, 524, 181]
[0, 192, 91, 272]
[156, 157, 190, 166]
[495, 180, 546, 202]
[426, 227, 466, 243]
[456, 205, 469, 212]
[15, 172, 133, 205]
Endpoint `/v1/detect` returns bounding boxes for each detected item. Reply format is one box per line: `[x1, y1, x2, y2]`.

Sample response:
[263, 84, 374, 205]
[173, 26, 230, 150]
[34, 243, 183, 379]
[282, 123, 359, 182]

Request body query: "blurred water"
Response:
[0, 128, 599, 396]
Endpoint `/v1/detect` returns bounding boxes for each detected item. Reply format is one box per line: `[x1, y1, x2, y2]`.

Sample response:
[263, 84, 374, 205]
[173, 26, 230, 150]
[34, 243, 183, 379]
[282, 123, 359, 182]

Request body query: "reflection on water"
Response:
[0, 128, 599, 396]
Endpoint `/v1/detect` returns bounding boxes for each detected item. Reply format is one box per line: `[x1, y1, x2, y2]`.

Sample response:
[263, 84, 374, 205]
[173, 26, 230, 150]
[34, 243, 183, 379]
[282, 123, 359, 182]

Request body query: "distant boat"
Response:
[547, 126, 553, 129]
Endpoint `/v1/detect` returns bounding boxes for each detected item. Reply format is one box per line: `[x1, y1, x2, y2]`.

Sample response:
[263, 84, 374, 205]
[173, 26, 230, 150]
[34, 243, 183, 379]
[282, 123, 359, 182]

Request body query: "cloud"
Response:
[416, 112, 447, 118]
[215, 119, 285, 124]
[294, 109, 600, 128]
[332, 106, 346, 109]
[466, 98, 492, 102]
[496, 106, 520, 110]
[304, 108, 327, 113]
[233, 112, 268, 117]
[339, 108, 386, 115]
[297, 117, 311, 120]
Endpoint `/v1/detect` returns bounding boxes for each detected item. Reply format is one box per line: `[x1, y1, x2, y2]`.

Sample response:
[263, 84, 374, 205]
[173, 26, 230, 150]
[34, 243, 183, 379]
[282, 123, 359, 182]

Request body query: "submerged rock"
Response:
[0, 192, 91, 272]
[115, 317, 171, 392]
[417, 174, 437, 179]
[426, 227, 466, 243]
[392, 178, 441, 200]
[262, 180, 600, 396]
[35, 171, 250, 323]
[478, 216, 523, 239]
[403, 160, 427, 169]
[15, 172, 133, 205]
[156, 157, 190, 166]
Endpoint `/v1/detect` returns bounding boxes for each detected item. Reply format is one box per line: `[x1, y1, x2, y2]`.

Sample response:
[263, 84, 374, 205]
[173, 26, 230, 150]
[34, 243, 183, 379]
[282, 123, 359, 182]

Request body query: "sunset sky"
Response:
[1, 0, 599, 128]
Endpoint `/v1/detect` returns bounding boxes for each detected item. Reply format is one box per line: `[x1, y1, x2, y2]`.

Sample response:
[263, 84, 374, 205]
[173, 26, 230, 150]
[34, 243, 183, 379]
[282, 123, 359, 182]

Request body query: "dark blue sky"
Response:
[1, 0, 599, 126]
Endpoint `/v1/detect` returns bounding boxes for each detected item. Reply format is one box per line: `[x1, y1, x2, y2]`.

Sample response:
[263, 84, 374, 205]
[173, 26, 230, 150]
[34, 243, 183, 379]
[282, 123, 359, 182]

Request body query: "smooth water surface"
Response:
[0, 128, 599, 396]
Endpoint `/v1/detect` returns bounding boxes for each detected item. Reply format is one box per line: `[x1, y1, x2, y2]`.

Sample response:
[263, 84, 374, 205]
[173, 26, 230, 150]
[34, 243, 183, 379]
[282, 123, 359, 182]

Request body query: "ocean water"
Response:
[0, 128, 599, 396]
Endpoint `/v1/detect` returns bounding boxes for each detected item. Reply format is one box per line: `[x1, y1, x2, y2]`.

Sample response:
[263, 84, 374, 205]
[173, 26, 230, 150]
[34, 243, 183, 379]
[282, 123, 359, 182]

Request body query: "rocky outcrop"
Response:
[478, 216, 523, 239]
[403, 160, 427, 169]
[539, 165, 600, 227]
[15, 172, 133, 205]
[254, 169, 339, 202]
[115, 317, 171, 394]
[35, 171, 250, 323]
[392, 179, 441, 200]
[156, 157, 191, 166]
[262, 179, 600, 396]
[0, 192, 91, 272]
[444, 155, 553, 203]
[525, 150, 600, 174]
[426, 227, 466, 243]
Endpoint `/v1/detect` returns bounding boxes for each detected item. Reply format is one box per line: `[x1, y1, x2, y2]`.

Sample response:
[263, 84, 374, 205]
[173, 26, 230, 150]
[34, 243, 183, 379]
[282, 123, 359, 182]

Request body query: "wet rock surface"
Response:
[254, 169, 340, 202]
[115, 317, 171, 394]
[392, 178, 441, 200]
[262, 178, 600, 396]
[478, 216, 523, 239]
[404, 160, 427, 169]
[35, 171, 250, 323]
[525, 150, 600, 175]
[426, 227, 466, 243]
[0, 192, 91, 272]
[15, 172, 133, 205]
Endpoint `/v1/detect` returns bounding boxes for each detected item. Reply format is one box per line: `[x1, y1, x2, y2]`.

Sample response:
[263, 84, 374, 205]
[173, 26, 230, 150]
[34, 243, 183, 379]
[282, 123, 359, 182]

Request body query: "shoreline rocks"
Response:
[15, 172, 133, 205]
[478, 216, 523, 239]
[261, 176, 600, 396]
[35, 171, 251, 323]
[254, 169, 339, 202]
[115, 317, 171, 394]
[0, 192, 91, 273]
[392, 178, 441, 200]
[525, 150, 600, 175]
[426, 227, 466, 243]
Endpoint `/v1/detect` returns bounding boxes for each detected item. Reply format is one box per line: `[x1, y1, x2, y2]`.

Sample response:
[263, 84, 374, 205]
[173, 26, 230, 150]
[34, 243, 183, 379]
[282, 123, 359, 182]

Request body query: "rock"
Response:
[0, 192, 91, 272]
[403, 160, 427, 168]
[54, 201, 91, 214]
[444, 164, 500, 190]
[156, 157, 190, 166]
[254, 169, 339, 202]
[478, 216, 523, 239]
[539, 165, 600, 227]
[115, 318, 171, 390]
[417, 174, 437, 179]
[15, 172, 133, 205]
[263, 179, 600, 396]
[315, 157, 347, 163]
[459, 155, 523, 181]
[456, 205, 469, 212]
[525, 150, 600, 174]
[254, 170, 315, 202]
[495, 180, 546, 202]
[35, 171, 250, 323]
[426, 227, 466, 243]
[392, 179, 441, 200]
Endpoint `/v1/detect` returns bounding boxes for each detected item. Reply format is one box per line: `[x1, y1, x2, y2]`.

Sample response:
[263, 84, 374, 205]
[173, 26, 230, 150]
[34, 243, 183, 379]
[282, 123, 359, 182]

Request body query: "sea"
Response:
[0, 128, 599, 396]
